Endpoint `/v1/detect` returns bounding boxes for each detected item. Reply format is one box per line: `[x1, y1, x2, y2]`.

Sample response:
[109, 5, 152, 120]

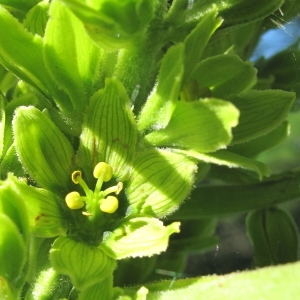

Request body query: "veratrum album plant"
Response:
[0, 0, 300, 299]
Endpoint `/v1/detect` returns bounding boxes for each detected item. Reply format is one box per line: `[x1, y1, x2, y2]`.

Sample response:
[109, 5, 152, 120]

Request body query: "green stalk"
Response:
[170, 169, 300, 219]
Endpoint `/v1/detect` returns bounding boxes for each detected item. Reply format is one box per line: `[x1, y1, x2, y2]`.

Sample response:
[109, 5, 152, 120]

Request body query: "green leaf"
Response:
[124, 261, 300, 299]
[59, 0, 155, 51]
[13, 106, 74, 193]
[247, 207, 299, 267]
[44, 0, 102, 111]
[0, 93, 5, 159]
[218, 0, 285, 27]
[0, 6, 73, 112]
[77, 78, 137, 182]
[229, 121, 290, 157]
[23, 0, 49, 36]
[126, 149, 197, 218]
[183, 9, 223, 82]
[0, 214, 26, 284]
[0, 276, 15, 300]
[144, 98, 239, 153]
[0, 0, 40, 15]
[190, 54, 257, 98]
[176, 149, 271, 180]
[5, 174, 67, 238]
[259, 50, 300, 103]
[230, 90, 295, 144]
[0, 145, 25, 179]
[100, 216, 180, 259]
[0, 174, 29, 244]
[50, 236, 116, 290]
[137, 44, 185, 132]
[78, 275, 113, 300]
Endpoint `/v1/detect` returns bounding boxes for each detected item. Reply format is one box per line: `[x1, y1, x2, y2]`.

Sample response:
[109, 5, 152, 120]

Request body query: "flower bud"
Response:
[247, 207, 299, 267]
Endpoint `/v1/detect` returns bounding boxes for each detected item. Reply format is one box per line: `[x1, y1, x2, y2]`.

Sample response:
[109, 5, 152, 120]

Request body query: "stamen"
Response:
[65, 191, 85, 209]
[100, 196, 119, 214]
[94, 162, 113, 195]
[66, 162, 122, 217]
[93, 162, 113, 181]
[71, 171, 92, 197]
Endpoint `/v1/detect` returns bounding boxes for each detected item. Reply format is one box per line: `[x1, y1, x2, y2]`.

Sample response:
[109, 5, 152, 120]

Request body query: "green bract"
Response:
[13, 106, 74, 193]
[247, 207, 299, 266]
[77, 78, 137, 182]
[50, 237, 116, 290]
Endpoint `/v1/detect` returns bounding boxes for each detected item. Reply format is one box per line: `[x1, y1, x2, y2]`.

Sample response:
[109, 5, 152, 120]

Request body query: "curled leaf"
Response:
[100, 216, 180, 259]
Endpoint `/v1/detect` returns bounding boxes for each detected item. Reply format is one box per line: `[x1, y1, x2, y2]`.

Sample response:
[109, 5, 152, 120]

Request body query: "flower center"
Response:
[65, 162, 123, 215]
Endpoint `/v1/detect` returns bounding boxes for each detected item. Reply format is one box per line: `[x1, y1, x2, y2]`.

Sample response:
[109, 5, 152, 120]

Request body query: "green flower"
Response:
[0, 1, 295, 297]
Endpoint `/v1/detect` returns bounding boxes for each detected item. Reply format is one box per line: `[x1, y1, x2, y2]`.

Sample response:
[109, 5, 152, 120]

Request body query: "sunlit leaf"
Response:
[144, 98, 239, 153]
[13, 106, 74, 193]
[126, 149, 197, 218]
[44, 0, 102, 111]
[0, 214, 26, 284]
[50, 236, 116, 290]
[230, 90, 295, 144]
[175, 149, 270, 180]
[137, 44, 185, 132]
[100, 216, 180, 259]
[190, 54, 257, 98]
[77, 78, 137, 182]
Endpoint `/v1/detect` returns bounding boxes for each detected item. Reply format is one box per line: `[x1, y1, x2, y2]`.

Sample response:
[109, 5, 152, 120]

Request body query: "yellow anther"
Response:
[71, 171, 82, 184]
[100, 196, 119, 214]
[93, 162, 113, 182]
[65, 191, 85, 210]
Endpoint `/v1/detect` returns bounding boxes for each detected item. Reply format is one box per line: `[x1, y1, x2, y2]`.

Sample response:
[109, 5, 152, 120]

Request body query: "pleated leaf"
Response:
[59, 0, 155, 51]
[44, 0, 102, 111]
[144, 98, 239, 153]
[13, 106, 74, 193]
[0, 214, 26, 283]
[229, 121, 290, 157]
[50, 236, 116, 290]
[77, 78, 137, 182]
[23, 0, 49, 36]
[230, 90, 295, 144]
[190, 54, 257, 98]
[78, 276, 113, 300]
[5, 174, 66, 238]
[126, 149, 197, 218]
[0, 6, 72, 112]
[183, 9, 223, 82]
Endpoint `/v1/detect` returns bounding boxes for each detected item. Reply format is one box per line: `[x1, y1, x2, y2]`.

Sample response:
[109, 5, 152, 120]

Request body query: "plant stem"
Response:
[170, 169, 300, 219]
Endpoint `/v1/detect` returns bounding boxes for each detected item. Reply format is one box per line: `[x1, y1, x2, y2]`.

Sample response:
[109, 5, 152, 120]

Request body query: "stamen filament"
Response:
[103, 182, 123, 196]
[71, 171, 93, 197]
